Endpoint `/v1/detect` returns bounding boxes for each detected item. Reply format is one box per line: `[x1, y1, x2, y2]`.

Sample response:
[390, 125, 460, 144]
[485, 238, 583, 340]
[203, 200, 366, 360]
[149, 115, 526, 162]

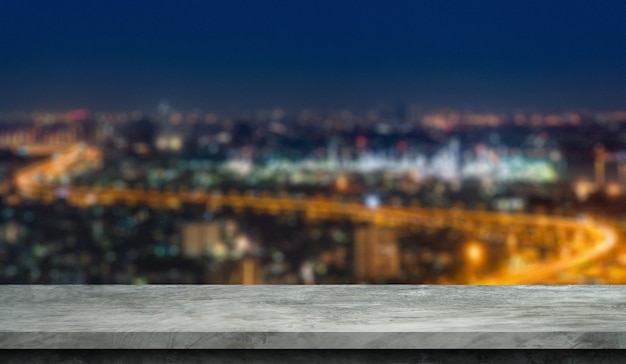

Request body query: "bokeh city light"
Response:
[1, 1, 626, 285]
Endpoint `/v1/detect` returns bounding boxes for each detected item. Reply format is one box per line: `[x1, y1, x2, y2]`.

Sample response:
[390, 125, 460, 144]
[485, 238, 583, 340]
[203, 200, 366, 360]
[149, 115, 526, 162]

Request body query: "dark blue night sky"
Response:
[1, 0, 625, 112]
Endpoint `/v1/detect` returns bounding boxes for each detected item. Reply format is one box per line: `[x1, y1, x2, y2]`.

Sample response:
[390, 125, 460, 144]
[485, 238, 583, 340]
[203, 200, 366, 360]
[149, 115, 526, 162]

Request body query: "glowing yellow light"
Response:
[466, 241, 484, 265]
[574, 179, 594, 201]
[169, 136, 183, 151]
[335, 175, 349, 191]
[156, 136, 168, 150]
[606, 182, 621, 197]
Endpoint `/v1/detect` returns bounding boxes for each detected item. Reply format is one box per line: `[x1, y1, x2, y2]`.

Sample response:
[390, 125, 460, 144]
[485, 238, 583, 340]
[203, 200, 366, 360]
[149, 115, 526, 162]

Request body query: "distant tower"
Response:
[594, 145, 607, 189]
[327, 137, 339, 165]
[616, 152, 626, 190]
[158, 100, 170, 125]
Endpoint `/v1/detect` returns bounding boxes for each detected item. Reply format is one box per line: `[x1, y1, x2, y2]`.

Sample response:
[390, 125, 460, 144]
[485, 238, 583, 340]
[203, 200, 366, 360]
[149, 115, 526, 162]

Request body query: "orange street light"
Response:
[465, 240, 485, 283]
[466, 241, 484, 265]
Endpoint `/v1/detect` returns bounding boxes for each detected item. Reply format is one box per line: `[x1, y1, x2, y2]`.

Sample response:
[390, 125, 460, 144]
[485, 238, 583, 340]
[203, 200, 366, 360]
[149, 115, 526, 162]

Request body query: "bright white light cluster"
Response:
[252, 141, 560, 184]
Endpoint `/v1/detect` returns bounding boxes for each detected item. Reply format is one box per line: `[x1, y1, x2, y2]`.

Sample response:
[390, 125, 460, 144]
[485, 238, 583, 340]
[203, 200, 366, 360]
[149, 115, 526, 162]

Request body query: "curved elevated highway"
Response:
[10, 143, 619, 284]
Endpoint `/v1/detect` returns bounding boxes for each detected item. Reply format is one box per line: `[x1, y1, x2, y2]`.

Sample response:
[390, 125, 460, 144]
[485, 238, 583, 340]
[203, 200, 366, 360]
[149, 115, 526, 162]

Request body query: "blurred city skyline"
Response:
[1, 0, 626, 112]
[2, 0, 626, 285]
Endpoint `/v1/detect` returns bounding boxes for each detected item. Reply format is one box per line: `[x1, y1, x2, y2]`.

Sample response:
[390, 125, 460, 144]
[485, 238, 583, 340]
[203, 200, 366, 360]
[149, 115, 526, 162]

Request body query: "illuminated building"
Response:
[238, 258, 259, 285]
[615, 151, 626, 190]
[182, 222, 221, 258]
[354, 226, 400, 282]
[594, 145, 607, 188]
[606, 182, 621, 197]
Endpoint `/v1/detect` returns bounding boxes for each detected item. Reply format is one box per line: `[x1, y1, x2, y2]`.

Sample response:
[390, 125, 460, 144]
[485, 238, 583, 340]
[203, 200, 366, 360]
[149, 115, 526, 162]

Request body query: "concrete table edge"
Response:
[1, 285, 626, 349]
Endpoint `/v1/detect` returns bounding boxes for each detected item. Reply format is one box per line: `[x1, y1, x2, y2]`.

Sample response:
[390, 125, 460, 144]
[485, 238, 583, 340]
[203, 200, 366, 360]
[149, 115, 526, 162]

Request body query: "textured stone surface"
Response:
[1, 285, 626, 349]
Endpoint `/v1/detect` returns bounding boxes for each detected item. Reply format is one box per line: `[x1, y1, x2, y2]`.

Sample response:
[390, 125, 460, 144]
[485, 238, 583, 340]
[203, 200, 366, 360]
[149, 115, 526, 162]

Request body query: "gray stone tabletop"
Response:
[1, 285, 626, 349]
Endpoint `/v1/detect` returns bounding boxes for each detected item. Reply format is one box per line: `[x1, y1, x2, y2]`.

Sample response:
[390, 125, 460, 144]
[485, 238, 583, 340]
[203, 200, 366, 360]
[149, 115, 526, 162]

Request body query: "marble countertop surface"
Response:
[1, 285, 626, 349]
